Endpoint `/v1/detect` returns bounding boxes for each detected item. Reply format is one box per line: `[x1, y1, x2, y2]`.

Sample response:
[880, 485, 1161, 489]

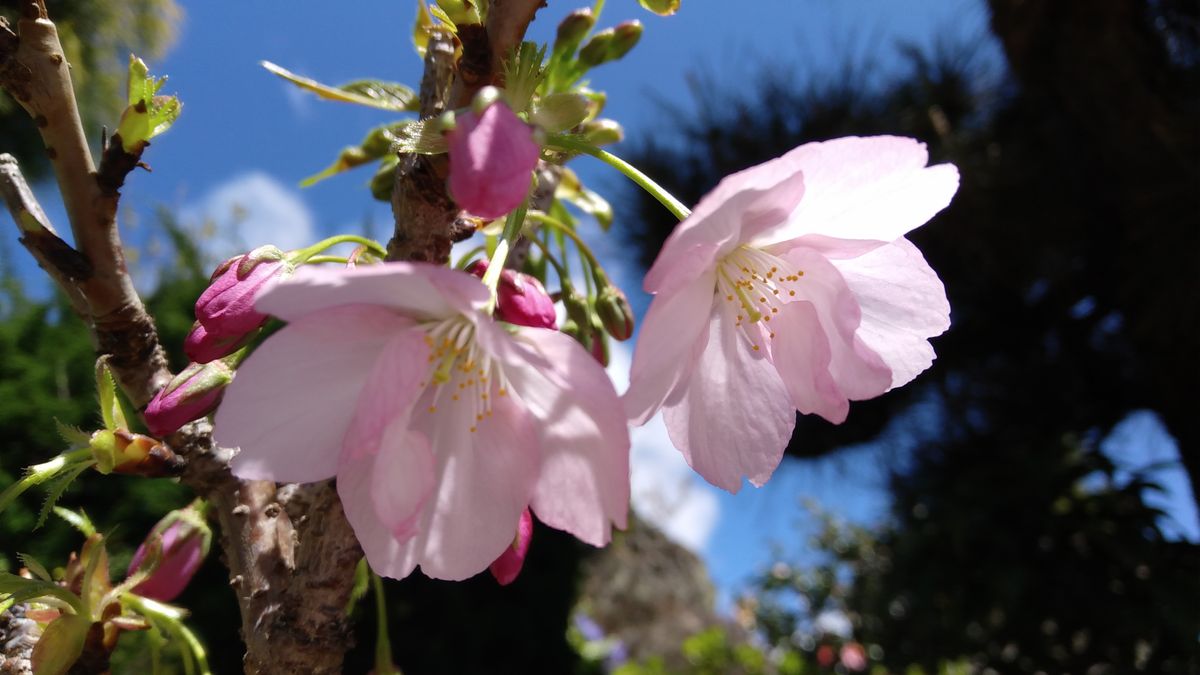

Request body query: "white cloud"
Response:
[607, 341, 721, 553]
[180, 172, 317, 262]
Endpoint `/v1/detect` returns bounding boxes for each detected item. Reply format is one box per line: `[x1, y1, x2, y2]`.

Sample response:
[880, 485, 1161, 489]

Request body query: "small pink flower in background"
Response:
[489, 508, 534, 585]
[447, 100, 539, 219]
[467, 259, 557, 329]
[839, 642, 868, 671]
[624, 136, 959, 492]
[214, 263, 629, 581]
[183, 321, 252, 363]
[127, 504, 211, 602]
[195, 245, 289, 338]
[144, 361, 234, 436]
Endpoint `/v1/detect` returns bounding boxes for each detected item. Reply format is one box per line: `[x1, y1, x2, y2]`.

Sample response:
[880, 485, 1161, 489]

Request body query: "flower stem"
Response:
[292, 234, 387, 263]
[547, 136, 691, 221]
[303, 255, 349, 265]
[371, 571, 400, 674]
[526, 211, 599, 265]
[481, 199, 530, 309]
[126, 594, 212, 675]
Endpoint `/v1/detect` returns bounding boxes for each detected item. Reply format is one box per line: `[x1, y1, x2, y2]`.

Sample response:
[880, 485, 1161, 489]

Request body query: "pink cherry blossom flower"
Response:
[467, 259, 557, 329]
[624, 136, 959, 492]
[213, 263, 629, 580]
[447, 101, 540, 219]
[489, 508, 534, 585]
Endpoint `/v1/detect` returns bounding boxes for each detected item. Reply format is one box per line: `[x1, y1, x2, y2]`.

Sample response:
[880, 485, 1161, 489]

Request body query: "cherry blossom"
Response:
[624, 136, 959, 492]
[213, 263, 629, 580]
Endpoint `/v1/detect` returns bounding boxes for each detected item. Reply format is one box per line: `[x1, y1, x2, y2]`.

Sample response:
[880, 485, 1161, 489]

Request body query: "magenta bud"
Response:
[489, 508, 533, 586]
[447, 101, 539, 219]
[195, 246, 288, 338]
[144, 361, 234, 436]
[184, 321, 254, 363]
[128, 504, 211, 602]
[468, 260, 557, 329]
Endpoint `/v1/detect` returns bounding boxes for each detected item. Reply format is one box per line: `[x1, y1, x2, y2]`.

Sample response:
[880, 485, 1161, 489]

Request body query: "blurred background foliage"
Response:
[3, 0, 1200, 673]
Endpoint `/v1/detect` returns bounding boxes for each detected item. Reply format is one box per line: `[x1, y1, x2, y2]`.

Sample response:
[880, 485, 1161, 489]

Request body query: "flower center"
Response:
[715, 246, 804, 352]
[420, 318, 509, 433]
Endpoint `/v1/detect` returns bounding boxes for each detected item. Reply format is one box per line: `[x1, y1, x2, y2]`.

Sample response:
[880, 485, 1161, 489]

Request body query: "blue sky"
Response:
[6, 0, 1196, 608]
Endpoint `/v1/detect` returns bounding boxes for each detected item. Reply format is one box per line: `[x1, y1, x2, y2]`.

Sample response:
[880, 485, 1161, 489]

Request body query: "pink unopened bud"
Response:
[468, 260, 557, 329]
[128, 505, 211, 602]
[144, 361, 234, 436]
[447, 100, 539, 219]
[489, 508, 533, 586]
[184, 321, 253, 364]
[195, 245, 288, 338]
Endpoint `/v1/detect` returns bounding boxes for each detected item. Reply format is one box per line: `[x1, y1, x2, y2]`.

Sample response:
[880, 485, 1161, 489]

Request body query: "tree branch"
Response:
[0, 1, 168, 406]
[2, 7, 364, 673]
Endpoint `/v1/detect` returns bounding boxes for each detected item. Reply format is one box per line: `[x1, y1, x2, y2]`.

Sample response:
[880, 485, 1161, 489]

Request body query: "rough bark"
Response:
[387, 0, 547, 265]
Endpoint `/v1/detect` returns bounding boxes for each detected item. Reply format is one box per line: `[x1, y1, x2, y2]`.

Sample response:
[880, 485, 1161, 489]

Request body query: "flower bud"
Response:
[610, 21, 643, 61]
[468, 260, 557, 329]
[184, 321, 253, 364]
[195, 246, 288, 338]
[562, 286, 592, 330]
[576, 28, 615, 68]
[637, 0, 680, 16]
[89, 429, 183, 477]
[578, 21, 642, 67]
[594, 284, 635, 341]
[447, 101, 539, 219]
[489, 508, 533, 586]
[143, 361, 234, 437]
[553, 9, 595, 59]
[127, 504, 211, 602]
[581, 118, 624, 146]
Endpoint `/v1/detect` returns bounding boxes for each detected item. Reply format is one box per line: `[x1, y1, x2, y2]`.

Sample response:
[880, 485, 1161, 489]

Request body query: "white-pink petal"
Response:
[775, 247, 892, 401]
[644, 167, 805, 297]
[256, 263, 490, 324]
[663, 307, 796, 492]
[368, 419, 436, 541]
[624, 271, 715, 426]
[750, 136, 959, 247]
[833, 237, 950, 389]
[764, 300, 848, 424]
[393, 395, 542, 580]
[505, 328, 631, 546]
[219, 306, 413, 483]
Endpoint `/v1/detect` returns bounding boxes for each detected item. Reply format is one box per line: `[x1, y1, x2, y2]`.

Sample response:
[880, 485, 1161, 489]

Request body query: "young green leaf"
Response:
[261, 61, 418, 112]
